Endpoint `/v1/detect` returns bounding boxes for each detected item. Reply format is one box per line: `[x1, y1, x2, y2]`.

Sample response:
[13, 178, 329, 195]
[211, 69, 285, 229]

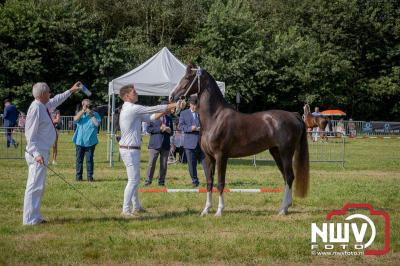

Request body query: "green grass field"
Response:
[0, 133, 399, 265]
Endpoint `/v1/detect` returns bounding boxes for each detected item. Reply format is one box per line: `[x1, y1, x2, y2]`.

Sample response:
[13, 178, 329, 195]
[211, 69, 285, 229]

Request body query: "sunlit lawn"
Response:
[0, 133, 399, 265]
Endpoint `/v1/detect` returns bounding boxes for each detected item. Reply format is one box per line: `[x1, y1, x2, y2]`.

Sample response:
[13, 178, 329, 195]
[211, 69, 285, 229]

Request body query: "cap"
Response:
[188, 96, 198, 105]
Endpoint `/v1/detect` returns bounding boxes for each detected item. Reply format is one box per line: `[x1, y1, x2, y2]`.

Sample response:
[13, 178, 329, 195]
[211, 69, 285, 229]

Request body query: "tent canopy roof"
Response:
[108, 47, 225, 96]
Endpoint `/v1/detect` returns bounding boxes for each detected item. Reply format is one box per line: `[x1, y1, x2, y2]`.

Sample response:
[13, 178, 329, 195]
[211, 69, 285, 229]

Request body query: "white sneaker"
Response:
[52, 160, 57, 165]
[121, 211, 135, 218]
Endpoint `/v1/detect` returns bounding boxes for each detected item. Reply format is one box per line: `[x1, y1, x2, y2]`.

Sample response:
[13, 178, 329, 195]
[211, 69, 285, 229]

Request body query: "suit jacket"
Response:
[179, 109, 201, 149]
[147, 115, 173, 150]
[3, 104, 18, 127]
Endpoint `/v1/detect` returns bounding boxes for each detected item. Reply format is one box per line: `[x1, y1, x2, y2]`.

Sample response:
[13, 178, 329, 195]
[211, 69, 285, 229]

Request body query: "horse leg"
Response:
[269, 147, 284, 176]
[201, 154, 215, 217]
[215, 156, 228, 217]
[278, 151, 295, 215]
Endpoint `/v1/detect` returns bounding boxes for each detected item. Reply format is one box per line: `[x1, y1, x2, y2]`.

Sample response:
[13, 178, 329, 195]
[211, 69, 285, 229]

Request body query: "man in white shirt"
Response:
[118, 84, 184, 217]
[23, 82, 80, 225]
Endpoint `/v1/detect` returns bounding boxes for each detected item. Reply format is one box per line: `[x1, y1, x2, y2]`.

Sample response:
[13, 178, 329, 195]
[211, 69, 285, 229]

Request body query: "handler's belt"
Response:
[119, 145, 141, 150]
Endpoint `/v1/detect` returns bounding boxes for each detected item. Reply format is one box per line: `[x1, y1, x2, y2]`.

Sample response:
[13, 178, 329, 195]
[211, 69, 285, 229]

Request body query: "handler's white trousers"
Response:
[120, 149, 141, 213]
[23, 151, 49, 225]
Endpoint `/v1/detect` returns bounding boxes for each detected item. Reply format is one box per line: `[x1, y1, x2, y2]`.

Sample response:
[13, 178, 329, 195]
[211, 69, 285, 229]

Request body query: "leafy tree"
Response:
[194, 0, 265, 107]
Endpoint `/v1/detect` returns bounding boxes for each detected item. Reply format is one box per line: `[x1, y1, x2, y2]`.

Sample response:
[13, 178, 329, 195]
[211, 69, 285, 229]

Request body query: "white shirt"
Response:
[25, 91, 71, 157]
[119, 102, 167, 146]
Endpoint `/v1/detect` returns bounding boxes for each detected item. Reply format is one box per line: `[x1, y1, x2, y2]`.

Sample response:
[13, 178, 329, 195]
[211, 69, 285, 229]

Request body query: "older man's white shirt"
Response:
[25, 90, 71, 157]
[23, 90, 71, 225]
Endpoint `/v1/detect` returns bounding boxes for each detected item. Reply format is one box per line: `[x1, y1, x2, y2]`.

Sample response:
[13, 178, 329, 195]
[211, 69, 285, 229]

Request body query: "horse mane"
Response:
[200, 69, 233, 110]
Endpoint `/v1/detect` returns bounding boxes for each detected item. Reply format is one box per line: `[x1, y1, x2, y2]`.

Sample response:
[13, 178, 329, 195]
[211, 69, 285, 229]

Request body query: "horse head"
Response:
[169, 62, 201, 102]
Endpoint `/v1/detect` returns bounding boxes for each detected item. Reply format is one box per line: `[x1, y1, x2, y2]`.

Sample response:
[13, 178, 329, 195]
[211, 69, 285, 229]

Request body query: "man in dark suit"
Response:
[145, 101, 174, 186]
[3, 99, 19, 148]
[178, 96, 207, 187]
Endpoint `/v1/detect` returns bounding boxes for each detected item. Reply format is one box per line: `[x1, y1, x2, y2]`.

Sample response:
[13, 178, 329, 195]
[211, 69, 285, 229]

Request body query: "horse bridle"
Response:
[181, 67, 202, 100]
[172, 68, 202, 116]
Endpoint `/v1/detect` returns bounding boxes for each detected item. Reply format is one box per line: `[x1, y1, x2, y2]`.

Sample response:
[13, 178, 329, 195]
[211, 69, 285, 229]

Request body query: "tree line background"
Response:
[0, 0, 399, 120]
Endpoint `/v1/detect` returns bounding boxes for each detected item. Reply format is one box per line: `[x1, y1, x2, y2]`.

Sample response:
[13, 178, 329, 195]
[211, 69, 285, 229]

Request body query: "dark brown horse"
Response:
[303, 104, 328, 141]
[169, 64, 310, 216]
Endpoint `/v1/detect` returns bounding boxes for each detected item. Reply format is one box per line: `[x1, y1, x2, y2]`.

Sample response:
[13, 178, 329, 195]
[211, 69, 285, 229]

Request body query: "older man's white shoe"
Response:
[121, 211, 135, 218]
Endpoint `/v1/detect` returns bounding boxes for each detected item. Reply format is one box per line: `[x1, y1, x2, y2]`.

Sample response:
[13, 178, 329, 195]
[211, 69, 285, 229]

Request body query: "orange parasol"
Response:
[320, 109, 346, 116]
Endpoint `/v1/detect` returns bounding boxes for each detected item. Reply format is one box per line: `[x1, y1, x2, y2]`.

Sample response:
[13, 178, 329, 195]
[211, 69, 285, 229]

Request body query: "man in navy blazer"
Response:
[145, 102, 174, 186]
[3, 99, 19, 148]
[178, 96, 207, 187]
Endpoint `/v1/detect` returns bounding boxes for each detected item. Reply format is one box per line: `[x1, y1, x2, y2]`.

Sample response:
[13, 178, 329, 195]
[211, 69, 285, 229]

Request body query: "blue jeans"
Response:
[76, 145, 96, 181]
[5, 122, 16, 147]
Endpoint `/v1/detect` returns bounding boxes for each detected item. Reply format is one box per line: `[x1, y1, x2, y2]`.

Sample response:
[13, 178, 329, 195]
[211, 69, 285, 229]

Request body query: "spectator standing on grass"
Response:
[311, 106, 322, 142]
[18, 112, 26, 129]
[348, 118, 356, 137]
[178, 96, 207, 187]
[144, 100, 174, 187]
[3, 99, 19, 148]
[336, 118, 345, 136]
[23, 82, 80, 225]
[72, 99, 101, 182]
[51, 109, 61, 165]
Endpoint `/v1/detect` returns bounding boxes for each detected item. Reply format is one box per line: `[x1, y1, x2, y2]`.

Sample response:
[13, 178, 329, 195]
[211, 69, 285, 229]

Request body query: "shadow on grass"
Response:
[88, 178, 126, 182]
[49, 209, 200, 225]
[228, 158, 277, 166]
[47, 207, 328, 226]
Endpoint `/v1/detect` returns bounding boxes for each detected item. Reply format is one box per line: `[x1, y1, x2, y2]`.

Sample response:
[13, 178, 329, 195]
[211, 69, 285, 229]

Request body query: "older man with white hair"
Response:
[23, 82, 80, 225]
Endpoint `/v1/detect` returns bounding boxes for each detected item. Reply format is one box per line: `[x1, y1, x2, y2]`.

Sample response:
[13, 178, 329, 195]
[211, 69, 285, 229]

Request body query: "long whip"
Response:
[25, 150, 129, 234]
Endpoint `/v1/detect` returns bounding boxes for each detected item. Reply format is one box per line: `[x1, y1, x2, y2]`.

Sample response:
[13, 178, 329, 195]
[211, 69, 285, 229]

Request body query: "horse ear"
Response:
[186, 61, 194, 73]
[187, 61, 198, 69]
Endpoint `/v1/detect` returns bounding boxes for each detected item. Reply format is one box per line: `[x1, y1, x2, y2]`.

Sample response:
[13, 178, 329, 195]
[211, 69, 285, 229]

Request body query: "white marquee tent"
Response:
[106, 47, 225, 166]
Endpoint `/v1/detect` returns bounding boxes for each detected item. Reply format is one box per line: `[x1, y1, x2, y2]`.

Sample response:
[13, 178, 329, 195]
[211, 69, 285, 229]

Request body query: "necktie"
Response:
[46, 108, 57, 132]
[193, 112, 199, 127]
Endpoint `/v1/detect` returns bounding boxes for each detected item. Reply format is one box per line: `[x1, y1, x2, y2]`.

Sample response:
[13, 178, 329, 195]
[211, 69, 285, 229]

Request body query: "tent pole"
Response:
[107, 93, 111, 161]
[110, 93, 115, 167]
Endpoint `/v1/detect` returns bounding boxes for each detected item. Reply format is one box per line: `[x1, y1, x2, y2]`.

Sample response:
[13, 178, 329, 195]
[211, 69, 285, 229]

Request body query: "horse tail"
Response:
[294, 119, 310, 198]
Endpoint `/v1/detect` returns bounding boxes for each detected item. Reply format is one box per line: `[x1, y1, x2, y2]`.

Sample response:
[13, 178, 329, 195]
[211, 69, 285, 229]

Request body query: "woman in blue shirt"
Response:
[72, 99, 101, 182]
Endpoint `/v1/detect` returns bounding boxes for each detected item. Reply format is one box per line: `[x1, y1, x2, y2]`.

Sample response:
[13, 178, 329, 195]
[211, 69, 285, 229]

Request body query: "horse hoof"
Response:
[200, 210, 209, 217]
[214, 209, 223, 217]
[278, 209, 288, 215]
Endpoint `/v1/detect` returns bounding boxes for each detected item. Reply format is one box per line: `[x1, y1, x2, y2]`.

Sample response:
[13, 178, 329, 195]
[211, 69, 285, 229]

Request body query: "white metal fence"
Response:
[2, 116, 398, 136]
[252, 134, 346, 167]
[0, 127, 25, 159]
[327, 120, 400, 137]
[0, 115, 109, 132]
